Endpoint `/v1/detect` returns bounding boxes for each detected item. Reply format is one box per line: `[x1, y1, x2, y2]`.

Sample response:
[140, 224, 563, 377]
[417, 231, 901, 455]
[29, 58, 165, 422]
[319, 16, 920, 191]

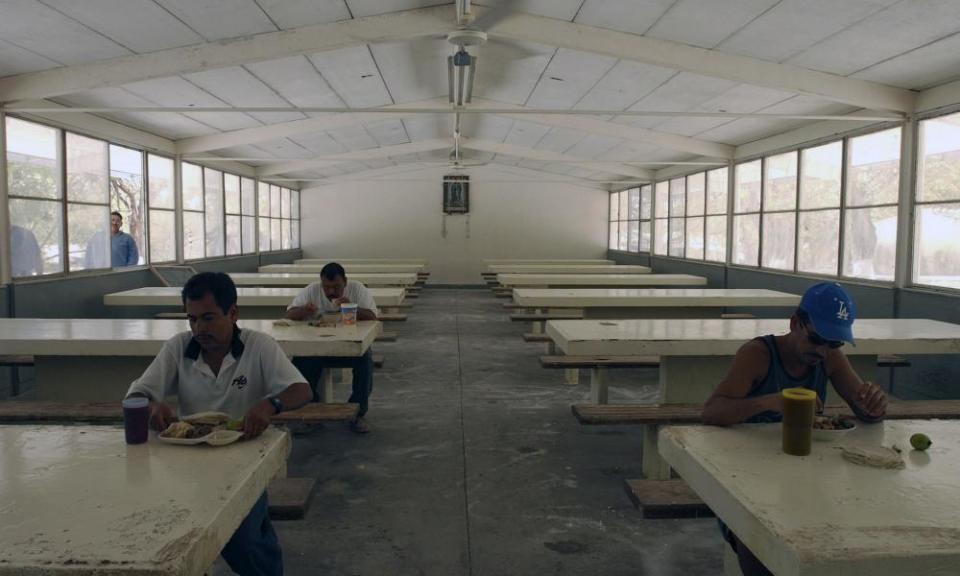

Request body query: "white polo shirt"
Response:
[125, 328, 305, 420]
[287, 279, 379, 318]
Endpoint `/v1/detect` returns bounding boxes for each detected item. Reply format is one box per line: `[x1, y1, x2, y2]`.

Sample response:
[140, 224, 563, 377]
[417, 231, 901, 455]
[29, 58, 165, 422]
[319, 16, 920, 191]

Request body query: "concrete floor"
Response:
[222, 288, 724, 575]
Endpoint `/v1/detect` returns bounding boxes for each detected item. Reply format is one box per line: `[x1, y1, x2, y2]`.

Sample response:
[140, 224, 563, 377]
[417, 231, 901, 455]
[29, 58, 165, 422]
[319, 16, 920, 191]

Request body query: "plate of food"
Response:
[812, 415, 856, 441]
[158, 412, 244, 446]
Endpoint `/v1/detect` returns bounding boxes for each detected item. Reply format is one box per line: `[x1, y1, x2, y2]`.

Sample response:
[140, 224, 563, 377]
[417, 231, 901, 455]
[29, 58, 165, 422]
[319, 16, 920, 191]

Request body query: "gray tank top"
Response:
[745, 335, 828, 424]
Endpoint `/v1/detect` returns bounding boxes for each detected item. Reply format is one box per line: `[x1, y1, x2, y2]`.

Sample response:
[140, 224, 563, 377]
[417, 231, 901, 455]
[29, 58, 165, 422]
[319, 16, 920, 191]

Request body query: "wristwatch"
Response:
[268, 395, 284, 414]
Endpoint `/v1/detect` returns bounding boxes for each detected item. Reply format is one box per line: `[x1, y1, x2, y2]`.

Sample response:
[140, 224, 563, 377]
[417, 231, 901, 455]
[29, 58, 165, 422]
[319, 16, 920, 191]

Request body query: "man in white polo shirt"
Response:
[286, 262, 377, 434]
[126, 271, 311, 576]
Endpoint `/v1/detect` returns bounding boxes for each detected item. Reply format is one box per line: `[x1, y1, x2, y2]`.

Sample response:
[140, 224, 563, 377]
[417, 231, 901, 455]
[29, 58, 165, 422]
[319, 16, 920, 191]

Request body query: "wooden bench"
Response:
[541, 355, 659, 403]
[373, 354, 385, 368]
[0, 401, 359, 424]
[511, 311, 584, 334]
[378, 313, 408, 322]
[376, 332, 398, 342]
[522, 332, 552, 343]
[0, 355, 35, 366]
[155, 312, 188, 319]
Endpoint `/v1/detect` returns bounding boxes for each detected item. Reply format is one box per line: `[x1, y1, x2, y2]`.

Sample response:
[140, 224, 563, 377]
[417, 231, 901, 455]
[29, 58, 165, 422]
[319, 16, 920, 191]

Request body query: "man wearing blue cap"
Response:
[702, 282, 887, 576]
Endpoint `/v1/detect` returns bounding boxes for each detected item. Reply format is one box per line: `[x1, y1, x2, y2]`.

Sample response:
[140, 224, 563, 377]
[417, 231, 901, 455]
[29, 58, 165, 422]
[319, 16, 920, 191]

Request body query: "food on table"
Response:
[841, 445, 905, 469]
[160, 412, 233, 439]
[813, 415, 855, 430]
[910, 433, 932, 451]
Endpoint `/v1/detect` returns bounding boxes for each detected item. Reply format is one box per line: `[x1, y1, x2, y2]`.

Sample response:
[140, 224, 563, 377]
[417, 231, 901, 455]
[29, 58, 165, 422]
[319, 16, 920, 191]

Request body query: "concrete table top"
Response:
[487, 264, 651, 274]
[260, 263, 424, 274]
[104, 286, 406, 307]
[659, 420, 960, 576]
[497, 273, 707, 287]
[0, 318, 379, 358]
[229, 272, 418, 287]
[546, 318, 960, 357]
[483, 259, 614, 266]
[295, 258, 427, 266]
[0, 425, 289, 575]
[514, 288, 799, 309]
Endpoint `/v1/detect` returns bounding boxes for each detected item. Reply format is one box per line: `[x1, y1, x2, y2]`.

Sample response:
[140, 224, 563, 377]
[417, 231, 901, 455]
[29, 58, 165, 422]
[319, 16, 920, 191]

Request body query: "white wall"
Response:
[300, 166, 609, 284]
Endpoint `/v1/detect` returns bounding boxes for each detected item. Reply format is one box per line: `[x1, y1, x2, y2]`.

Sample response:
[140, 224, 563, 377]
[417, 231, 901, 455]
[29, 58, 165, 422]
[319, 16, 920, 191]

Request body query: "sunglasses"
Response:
[802, 323, 844, 349]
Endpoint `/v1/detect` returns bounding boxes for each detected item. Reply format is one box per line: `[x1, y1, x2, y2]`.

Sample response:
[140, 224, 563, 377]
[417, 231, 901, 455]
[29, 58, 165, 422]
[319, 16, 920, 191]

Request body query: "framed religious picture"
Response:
[443, 175, 469, 214]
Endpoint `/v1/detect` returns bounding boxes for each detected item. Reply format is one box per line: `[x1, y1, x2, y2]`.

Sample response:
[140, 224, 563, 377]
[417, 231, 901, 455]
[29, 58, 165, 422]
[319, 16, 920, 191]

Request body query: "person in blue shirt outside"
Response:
[85, 211, 139, 268]
[701, 282, 888, 576]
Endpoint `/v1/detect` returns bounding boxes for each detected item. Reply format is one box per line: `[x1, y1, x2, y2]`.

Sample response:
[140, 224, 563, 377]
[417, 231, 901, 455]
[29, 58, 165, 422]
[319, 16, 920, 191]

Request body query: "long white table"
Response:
[260, 263, 425, 274]
[296, 258, 427, 266]
[230, 272, 418, 287]
[0, 318, 380, 401]
[0, 425, 289, 575]
[548, 317, 960, 477]
[104, 286, 406, 318]
[483, 259, 614, 266]
[488, 264, 650, 274]
[497, 273, 707, 288]
[660, 420, 960, 576]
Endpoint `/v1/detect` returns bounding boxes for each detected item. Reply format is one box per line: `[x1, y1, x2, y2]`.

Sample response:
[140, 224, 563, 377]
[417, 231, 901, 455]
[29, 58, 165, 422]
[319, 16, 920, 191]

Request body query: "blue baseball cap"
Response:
[799, 282, 856, 344]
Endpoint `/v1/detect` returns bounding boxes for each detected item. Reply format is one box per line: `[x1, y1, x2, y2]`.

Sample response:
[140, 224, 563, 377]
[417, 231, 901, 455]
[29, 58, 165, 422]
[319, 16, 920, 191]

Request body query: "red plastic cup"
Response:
[122, 397, 150, 445]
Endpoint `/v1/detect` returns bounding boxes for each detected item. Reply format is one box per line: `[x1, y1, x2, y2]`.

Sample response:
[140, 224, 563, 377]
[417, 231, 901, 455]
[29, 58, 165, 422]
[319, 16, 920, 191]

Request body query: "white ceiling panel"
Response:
[153, 0, 276, 41]
[542, 162, 574, 175]
[461, 115, 512, 142]
[308, 46, 393, 108]
[184, 66, 305, 125]
[698, 117, 802, 145]
[245, 56, 344, 109]
[122, 77, 261, 131]
[534, 126, 589, 153]
[598, 141, 664, 162]
[758, 94, 859, 116]
[0, 38, 59, 76]
[574, 0, 676, 35]
[346, 0, 447, 18]
[472, 0, 584, 21]
[325, 124, 379, 150]
[575, 60, 676, 111]
[362, 158, 397, 170]
[365, 119, 411, 146]
[517, 158, 549, 170]
[208, 144, 275, 162]
[852, 32, 960, 90]
[254, 139, 312, 159]
[787, 0, 960, 76]
[655, 84, 795, 136]
[255, 0, 351, 30]
[472, 41, 554, 105]
[503, 119, 551, 147]
[38, 0, 203, 53]
[54, 87, 217, 139]
[402, 116, 453, 140]
[0, 0, 129, 65]
[370, 38, 449, 103]
[564, 134, 624, 159]
[525, 49, 617, 109]
[289, 132, 349, 155]
[717, 0, 900, 63]
[620, 72, 738, 129]
[645, 0, 780, 49]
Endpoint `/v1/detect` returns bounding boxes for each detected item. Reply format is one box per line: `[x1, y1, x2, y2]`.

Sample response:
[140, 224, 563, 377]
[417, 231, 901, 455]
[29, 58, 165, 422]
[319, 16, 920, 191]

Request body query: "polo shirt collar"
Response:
[184, 325, 245, 360]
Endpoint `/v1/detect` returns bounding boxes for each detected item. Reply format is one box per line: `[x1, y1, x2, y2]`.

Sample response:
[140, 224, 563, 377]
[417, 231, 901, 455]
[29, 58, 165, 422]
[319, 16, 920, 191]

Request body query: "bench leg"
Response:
[590, 367, 608, 404]
[545, 341, 556, 355]
[320, 370, 335, 403]
[642, 424, 671, 480]
[531, 321, 544, 334]
[565, 368, 579, 386]
[340, 368, 353, 384]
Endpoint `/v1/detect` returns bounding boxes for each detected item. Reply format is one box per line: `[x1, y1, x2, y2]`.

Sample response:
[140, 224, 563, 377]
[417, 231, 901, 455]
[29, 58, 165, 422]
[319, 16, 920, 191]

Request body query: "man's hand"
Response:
[303, 302, 318, 316]
[857, 380, 887, 420]
[243, 399, 275, 439]
[149, 401, 175, 431]
[332, 296, 351, 307]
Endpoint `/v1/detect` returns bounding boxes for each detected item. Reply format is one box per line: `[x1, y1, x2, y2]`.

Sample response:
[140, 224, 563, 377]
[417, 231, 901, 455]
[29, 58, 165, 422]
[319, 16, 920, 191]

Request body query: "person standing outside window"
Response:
[110, 211, 139, 267]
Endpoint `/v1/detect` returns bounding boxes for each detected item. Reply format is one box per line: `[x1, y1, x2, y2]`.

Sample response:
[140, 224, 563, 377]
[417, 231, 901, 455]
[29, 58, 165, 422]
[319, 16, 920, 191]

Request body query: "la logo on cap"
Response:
[836, 299, 849, 321]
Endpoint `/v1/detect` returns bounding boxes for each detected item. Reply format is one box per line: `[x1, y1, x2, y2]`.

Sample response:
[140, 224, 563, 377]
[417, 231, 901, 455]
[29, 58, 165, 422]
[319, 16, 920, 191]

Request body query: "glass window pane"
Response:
[618, 219, 628, 250]
[654, 219, 668, 255]
[842, 206, 898, 281]
[292, 220, 300, 249]
[110, 145, 144, 266]
[10, 198, 63, 276]
[800, 142, 842, 209]
[224, 174, 240, 214]
[292, 190, 300, 219]
[181, 163, 203, 211]
[281, 219, 291, 250]
[914, 204, 960, 288]
[735, 160, 761, 213]
[6, 117, 61, 200]
[685, 216, 704, 260]
[258, 182, 270, 217]
[204, 168, 224, 258]
[761, 212, 796, 271]
[183, 212, 205, 260]
[281, 188, 291, 219]
[706, 167, 728, 215]
[669, 217, 684, 257]
[686, 173, 705, 216]
[68, 204, 110, 271]
[797, 209, 839, 275]
[847, 128, 901, 207]
[705, 215, 727, 262]
[226, 215, 242, 256]
[241, 178, 256, 215]
[270, 186, 281, 219]
[919, 113, 960, 202]
[259, 217, 271, 252]
[639, 221, 651, 252]
[609, 222, 618, 249]
[628, 220, 640, 252]
[242, 215, 256, 254]
[732, 214, 759, 266]
[609, 193, 618, 221]
[66, 133, 108, 203]
[149, 209, 176, 263]
[655, 182, 669, 218]
[148, 155, 175, 209]
[764, 151, 797, 212]
[618, 190, 628, 221]
[640, 185, 652, 220]
[271, 218, 281, 249]
[669, 178, 686, 217]
[628, 188, 640, 220]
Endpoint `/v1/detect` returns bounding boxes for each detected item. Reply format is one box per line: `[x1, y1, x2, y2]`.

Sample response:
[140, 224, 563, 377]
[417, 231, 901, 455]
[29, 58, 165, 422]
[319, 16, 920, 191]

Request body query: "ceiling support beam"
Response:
[255, 138, 451, 176]
[461, 139, 653, 181]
